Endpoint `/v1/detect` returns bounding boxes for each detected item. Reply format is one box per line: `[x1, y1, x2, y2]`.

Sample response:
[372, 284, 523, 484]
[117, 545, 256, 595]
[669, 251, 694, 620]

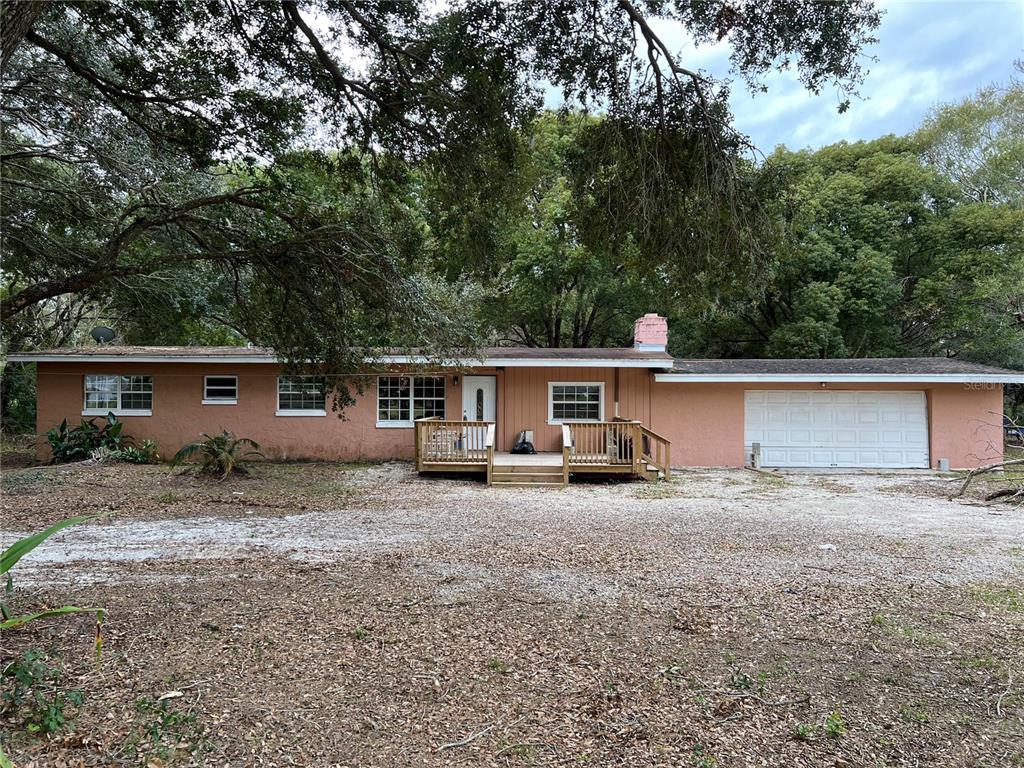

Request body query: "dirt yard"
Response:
[1, 460, 1022, 767]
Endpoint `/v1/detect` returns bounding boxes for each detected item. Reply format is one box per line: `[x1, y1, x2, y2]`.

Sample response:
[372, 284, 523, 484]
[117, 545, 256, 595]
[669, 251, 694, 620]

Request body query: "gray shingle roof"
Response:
[669, 357, 1023, 377]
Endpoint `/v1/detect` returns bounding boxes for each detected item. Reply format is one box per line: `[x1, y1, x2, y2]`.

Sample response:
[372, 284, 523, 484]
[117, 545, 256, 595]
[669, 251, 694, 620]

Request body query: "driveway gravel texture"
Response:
[1, 460, 1022, 767]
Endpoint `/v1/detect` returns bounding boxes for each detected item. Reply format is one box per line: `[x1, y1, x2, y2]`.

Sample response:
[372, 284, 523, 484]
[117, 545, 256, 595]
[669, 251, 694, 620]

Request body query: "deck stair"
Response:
[490, 464, 566, 487]
[415, 417, 670, 486]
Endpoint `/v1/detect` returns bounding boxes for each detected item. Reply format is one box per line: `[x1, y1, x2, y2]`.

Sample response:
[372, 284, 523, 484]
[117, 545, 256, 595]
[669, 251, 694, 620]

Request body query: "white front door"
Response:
[462, 376, 496, 422]
[744, 390, 930, 468]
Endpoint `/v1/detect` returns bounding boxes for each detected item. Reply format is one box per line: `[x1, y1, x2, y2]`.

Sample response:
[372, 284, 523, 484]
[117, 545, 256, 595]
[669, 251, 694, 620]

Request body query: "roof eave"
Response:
[654, 372, 1024, 384]
[8, 353, 674, 369]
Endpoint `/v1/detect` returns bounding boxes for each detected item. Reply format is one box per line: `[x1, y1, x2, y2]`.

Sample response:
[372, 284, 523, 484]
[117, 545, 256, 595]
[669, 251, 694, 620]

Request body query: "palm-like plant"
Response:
[1, 515, 105, 643]
[171, 431, 263, 479]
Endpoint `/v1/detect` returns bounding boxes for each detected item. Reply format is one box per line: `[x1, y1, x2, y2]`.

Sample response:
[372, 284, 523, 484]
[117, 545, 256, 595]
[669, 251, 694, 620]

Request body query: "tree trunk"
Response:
[1, 0, 47, 73]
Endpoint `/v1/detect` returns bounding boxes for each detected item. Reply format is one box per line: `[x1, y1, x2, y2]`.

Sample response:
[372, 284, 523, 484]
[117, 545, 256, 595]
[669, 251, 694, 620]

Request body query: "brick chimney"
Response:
[633, 313, 668, 351]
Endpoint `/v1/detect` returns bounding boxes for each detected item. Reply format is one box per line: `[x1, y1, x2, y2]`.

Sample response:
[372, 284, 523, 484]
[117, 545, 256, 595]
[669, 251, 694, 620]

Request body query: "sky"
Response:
[547, 0, 1024, 153]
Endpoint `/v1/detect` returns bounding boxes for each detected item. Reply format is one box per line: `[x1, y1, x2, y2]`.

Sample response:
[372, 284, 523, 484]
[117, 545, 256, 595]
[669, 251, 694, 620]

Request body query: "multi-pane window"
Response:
[203, 375, 238, 404]
[413, 377, 446, 419]
[84, 375, 153, 414]
[377, 375, 445, 426]
[277, 376, 326, 414]
[377, 376, 410, 423]
[549, 383, 603, 422]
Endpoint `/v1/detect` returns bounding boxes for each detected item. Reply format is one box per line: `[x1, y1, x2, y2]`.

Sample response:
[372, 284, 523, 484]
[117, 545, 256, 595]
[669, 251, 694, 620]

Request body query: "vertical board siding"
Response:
[498, 366, 654, 452]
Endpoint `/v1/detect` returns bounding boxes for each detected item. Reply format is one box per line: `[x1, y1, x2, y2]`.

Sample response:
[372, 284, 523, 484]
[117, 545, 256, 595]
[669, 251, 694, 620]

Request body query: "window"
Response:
[548, 382, 603, 423]
[83, 375, 153, 415]
[377, 375, 445, 427]
[276, 376, 326, 416]
[203, 375, 238, 405]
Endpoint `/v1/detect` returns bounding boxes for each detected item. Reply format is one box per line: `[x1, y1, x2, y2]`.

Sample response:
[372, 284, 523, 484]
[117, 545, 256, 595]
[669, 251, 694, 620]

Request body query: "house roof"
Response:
[8, 347, 1022, 381]
[6, 345, 674, 368]
[655, 357, 1024, 383]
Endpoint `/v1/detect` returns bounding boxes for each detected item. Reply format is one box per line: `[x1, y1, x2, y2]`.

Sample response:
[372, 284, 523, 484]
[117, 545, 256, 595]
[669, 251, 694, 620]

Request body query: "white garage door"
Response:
[744, 390, 929, 468]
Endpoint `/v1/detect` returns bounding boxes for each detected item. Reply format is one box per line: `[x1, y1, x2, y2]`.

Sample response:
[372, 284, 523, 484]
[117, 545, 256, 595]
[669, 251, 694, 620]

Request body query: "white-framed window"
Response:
[376, 375, 445, 427]
[548, 382, 604, 423]
[83, 374, 153, 416]
[276, 376, 326, 416]
[203, 375, 238, 405]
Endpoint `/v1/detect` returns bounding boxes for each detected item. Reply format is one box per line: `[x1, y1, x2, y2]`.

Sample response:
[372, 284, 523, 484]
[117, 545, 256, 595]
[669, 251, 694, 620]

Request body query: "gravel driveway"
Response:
[12, 464, 1023, 589]
[2, 462, 1022, 766]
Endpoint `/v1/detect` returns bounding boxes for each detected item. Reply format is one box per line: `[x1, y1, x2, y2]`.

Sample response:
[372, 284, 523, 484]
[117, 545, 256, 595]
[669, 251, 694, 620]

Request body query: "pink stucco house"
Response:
[11, 315, 1023, 486]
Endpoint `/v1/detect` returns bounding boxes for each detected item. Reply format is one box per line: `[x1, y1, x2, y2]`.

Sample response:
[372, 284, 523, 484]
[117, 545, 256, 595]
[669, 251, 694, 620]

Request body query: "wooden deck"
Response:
[415, 418, 670, 487]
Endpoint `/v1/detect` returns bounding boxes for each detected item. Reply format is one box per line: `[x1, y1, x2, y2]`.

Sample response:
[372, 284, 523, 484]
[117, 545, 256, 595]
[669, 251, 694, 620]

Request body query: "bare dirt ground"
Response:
[1, 460, 1022, 767]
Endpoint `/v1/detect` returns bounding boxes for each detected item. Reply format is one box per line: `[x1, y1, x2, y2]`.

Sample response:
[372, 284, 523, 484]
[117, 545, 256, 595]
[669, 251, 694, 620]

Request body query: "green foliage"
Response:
[687, 98, 1023, 373]
[94, 439, 161, 465]
[0, 650, 84, 736]
[0, 514, 105, 654]
[45, 412, 131, 464]
[791, 723, 816, 741]
[125, 697, 205, 762]
[824, 710, 847, 738]
[0, 362, 36, 434]
[2, 0, 881, 383]
[172, 431, 263, 479]
[917, 73, 1024, 206]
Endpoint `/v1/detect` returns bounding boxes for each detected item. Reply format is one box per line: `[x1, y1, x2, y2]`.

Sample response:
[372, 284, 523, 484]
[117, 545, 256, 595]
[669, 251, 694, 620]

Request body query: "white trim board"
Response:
[654, 373, 1024, 384]
[11, 353, 671, 369]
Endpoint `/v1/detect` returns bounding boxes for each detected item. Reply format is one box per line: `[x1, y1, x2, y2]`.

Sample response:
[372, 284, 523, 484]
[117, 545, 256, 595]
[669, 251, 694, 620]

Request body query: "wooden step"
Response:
[491, 479, 565, 487]
[491, 470, 564, 486]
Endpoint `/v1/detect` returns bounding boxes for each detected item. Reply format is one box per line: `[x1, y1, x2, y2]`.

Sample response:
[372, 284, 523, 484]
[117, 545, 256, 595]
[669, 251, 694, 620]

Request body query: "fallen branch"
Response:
[984, 487, 1024, 502]
[996, 674, 1013, 717]
[949, 459, 1024, 499]
[436, 716, 524, 752]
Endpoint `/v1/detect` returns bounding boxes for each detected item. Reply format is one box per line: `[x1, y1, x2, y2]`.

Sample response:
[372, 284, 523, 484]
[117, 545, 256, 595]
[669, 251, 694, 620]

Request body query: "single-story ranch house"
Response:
[11, 315, 1023, 486]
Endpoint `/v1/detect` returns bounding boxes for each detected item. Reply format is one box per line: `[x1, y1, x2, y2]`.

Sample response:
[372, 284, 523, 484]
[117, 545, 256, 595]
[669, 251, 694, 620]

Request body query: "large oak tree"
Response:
[1, 0, 881, 370]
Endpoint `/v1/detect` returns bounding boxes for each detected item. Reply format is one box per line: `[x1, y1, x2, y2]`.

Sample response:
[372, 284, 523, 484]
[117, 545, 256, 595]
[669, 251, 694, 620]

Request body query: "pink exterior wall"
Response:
[34, 362, 1004, 468]
[651, 381, 1004, 469]
[34, 362, 461, 462]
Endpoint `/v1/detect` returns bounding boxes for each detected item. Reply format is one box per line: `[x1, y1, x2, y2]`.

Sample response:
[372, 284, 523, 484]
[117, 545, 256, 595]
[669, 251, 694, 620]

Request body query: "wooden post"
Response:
[485, 423, 495, 486]
[414, 420, 421, 471]
[632, 421, 641, 476]
[664, 441, 671, 481]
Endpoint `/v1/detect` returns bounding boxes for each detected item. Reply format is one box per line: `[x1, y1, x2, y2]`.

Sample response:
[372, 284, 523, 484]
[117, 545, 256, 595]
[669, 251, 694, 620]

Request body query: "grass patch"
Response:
[972, 586, 1024, 613]
[153, 490, 183, 505]
[632, 482, 685, 499]
[0, 468, 63, 493]
[898, 703, 930, 724]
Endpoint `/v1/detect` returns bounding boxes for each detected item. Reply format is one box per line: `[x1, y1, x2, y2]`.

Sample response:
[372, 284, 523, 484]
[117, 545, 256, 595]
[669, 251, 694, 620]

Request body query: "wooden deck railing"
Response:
[564, 420, 640, 466]
[415, 418, 493, 469]
[562, 419, 672, 479]
[639, 424, 671, 480]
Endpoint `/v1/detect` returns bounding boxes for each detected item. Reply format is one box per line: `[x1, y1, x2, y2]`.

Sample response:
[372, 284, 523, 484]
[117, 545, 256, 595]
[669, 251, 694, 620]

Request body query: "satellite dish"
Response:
[90, 326, 116, 344]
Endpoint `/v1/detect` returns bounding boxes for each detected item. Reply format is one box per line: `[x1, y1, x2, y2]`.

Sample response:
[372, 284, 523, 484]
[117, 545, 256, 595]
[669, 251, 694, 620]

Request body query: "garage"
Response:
[744, 390, 930, 468]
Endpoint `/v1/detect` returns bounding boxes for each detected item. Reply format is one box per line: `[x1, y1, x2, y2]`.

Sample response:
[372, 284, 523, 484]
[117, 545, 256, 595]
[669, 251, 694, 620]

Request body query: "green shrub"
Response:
[172, 431, 262, 479]
[0, 650, 84, 735]
[45, 412, 132, 463]
[95, 439, 161, 464]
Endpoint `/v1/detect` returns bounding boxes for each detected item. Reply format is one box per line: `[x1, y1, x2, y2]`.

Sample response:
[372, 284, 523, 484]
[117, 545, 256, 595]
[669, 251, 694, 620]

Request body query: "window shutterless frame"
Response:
[376, 375, 445, 427]
[203, 375, 238, 405]
[83, 374, 153, 416]
[547, 381, 604, 424]
[276, 376, 327, 416]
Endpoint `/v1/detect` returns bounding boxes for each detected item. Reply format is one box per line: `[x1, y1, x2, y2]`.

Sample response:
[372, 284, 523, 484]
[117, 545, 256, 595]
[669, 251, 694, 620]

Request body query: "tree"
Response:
[917, 71, 1024, 206]
[441, 113, 665, 347]
[2, 0, 882, 378]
